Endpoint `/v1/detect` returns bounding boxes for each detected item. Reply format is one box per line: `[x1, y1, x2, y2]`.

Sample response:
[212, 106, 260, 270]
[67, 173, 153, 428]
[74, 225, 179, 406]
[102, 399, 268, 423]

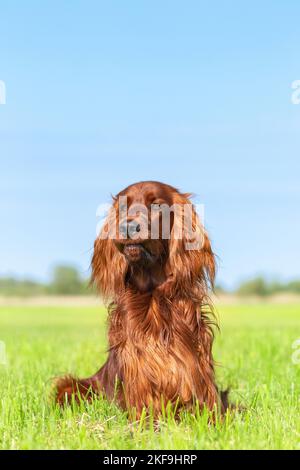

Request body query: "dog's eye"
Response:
[152, 203, 161, 210]
[152, 199, 165, 209]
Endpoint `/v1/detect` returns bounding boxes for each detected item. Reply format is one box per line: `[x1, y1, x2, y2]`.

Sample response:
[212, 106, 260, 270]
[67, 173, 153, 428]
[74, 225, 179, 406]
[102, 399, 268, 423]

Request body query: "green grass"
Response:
[1, 303, 300, 449]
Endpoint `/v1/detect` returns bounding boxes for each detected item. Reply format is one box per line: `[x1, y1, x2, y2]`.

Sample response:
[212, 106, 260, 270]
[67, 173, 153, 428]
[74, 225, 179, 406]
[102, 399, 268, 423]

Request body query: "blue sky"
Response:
[0, 1, 300, 288]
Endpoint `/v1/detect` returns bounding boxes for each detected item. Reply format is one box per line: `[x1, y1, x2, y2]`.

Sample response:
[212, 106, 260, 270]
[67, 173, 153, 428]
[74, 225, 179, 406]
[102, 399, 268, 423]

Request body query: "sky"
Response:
[0, 1, 300, 289]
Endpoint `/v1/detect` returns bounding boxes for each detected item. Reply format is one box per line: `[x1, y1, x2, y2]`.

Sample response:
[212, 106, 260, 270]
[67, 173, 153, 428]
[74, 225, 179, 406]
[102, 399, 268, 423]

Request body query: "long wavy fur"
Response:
[54, 181, 227, 418]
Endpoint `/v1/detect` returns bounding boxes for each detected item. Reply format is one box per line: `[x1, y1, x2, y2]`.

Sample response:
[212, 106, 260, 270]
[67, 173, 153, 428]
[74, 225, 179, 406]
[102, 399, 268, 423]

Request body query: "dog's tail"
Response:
[53, 375, 98, 405]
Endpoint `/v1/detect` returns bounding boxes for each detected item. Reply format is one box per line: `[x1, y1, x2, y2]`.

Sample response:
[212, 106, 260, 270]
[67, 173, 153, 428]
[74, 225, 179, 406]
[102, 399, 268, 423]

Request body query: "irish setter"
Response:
[55, 181, 227, 417]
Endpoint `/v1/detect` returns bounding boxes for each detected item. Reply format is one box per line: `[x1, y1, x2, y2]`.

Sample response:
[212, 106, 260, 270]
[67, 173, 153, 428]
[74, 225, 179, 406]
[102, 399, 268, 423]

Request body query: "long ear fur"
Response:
[91, 206, 127, 302]
[166, 193, 216, 299]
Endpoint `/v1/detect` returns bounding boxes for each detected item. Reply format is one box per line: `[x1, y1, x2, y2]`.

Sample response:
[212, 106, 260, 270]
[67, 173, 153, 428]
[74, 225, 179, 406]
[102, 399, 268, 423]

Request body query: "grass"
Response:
[0, 302, 300, 449]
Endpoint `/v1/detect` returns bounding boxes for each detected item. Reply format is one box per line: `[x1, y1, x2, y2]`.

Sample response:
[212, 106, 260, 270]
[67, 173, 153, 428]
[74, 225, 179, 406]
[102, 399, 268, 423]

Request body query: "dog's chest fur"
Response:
[110, 289, 203, 409]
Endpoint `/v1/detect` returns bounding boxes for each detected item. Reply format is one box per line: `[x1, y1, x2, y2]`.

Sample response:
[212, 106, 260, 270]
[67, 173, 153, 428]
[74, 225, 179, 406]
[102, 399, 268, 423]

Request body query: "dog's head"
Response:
[92, 181, 215, 299]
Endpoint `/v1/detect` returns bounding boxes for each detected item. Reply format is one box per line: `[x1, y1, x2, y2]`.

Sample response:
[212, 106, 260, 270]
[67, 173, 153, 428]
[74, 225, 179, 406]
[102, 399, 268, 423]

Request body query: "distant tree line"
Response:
[216, 277, 300, 297]
[235, 277, 300, 297]
[0, 266, 94, 297]
[0, 267, 300, 297]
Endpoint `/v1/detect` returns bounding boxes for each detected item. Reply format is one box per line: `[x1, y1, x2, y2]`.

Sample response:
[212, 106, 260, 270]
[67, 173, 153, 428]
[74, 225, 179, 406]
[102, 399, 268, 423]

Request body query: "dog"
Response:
[55, 181, 227, 417]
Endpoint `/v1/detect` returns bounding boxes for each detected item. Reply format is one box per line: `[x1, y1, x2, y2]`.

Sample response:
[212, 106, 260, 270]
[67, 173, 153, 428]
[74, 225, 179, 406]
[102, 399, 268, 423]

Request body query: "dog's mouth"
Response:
[115, 241, 152, 263]
[123, 243, 144, 258]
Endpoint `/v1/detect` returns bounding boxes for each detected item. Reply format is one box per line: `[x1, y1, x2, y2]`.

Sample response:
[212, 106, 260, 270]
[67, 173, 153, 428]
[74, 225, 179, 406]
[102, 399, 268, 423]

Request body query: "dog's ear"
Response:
[166, 192, 215, 297]
[91, 206, 127, 302]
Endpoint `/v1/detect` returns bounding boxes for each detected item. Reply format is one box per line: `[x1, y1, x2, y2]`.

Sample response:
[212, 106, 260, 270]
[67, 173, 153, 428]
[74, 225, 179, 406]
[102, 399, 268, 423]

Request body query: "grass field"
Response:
[0, 302, 300, 450]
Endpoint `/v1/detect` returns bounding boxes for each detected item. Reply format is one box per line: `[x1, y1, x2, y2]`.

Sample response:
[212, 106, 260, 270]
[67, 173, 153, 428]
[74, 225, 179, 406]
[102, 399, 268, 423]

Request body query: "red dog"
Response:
[56, 181, 227, 417]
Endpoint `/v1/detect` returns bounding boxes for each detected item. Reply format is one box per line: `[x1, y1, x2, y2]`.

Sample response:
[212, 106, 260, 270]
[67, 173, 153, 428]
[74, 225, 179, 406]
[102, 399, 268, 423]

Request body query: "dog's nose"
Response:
[127, 221, 141, 239]
[119, 221, 141, 239]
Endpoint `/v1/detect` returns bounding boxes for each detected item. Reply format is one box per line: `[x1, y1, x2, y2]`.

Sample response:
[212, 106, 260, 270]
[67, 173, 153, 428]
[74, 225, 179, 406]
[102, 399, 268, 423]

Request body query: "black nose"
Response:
[128, 221, 141, 238]
[119, 222, 141, 238]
